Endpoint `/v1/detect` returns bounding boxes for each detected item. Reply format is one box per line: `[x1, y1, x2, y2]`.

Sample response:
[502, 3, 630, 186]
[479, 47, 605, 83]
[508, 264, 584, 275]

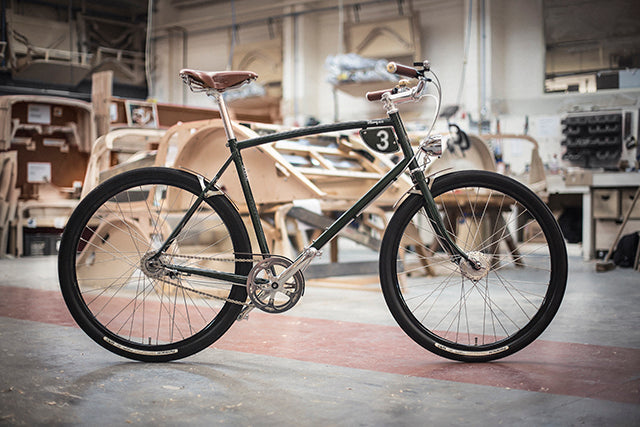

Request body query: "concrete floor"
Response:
[1, 250, 639, 426]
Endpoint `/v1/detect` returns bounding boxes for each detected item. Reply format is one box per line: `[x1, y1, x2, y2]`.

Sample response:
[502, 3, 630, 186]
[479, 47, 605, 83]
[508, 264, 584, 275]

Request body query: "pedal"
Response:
[237, 304, 255, 321]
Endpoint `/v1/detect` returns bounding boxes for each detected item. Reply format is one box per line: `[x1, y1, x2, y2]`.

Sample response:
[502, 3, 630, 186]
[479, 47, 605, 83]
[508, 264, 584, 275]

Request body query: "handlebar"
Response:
[386, 62, 419, 79]
[366, 88, 393, 102]
[365, 61, 429, 103]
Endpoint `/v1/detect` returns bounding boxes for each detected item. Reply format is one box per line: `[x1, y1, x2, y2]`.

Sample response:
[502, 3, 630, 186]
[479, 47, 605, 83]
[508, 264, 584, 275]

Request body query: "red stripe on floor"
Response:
[1, 285, 638, 404]
[218, 314, 640, 405]
[0, 286, 76, 326]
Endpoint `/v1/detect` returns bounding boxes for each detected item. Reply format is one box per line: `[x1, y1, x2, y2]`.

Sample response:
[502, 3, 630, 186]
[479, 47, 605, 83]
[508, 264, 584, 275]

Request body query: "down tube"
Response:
[311, 157, 410, 250]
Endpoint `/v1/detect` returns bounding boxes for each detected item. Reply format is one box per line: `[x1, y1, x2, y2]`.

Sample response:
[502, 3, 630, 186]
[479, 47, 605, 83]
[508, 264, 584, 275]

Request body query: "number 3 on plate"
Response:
[359, 127, 399, 153]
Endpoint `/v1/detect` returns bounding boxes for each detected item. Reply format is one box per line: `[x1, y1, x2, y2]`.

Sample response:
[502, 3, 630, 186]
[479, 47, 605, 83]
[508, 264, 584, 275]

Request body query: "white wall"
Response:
[151, 0, 467, 123]
[150, 0, 640, 171]
[489, 0, 640, 172]
[491, 0, 545, 103]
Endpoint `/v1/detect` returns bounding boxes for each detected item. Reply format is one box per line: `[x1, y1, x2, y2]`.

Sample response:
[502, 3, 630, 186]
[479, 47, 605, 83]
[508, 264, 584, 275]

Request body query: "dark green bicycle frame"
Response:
[158, 111, 467, 284]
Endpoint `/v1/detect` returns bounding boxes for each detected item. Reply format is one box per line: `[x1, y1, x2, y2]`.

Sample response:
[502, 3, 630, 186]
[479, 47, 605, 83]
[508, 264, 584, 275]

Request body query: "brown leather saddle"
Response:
[180, 69, 258, 92]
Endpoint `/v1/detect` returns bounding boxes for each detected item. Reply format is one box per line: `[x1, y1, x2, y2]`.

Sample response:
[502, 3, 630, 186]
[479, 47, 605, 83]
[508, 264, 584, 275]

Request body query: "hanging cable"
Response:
[337, 0, 344, 54]
[425, 69, 442, 139]
[145, 0, 153, 97]
[228, 0, 237, 70]
[68, 0, 72, 85]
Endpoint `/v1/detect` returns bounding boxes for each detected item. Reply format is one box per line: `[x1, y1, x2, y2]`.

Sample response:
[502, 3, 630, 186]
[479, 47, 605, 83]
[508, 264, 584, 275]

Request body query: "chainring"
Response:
[246, 256, 305, 313]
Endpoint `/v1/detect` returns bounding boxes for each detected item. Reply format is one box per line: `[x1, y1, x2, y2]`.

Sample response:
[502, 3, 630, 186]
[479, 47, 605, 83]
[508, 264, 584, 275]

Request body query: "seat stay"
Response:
[152, 156, 235, 257]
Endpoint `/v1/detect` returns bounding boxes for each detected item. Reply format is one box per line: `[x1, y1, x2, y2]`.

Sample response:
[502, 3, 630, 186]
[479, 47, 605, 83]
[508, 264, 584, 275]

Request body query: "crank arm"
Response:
[273, 247, 319, 287]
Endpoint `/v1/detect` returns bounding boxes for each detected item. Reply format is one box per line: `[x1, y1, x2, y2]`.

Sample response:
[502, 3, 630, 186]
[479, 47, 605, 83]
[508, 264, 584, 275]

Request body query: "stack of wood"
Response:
[0, 151, 19, 257]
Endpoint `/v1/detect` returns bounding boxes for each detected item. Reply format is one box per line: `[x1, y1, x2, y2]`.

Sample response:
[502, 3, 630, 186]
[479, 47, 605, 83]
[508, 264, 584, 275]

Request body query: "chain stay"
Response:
[152, 252, 265, 306]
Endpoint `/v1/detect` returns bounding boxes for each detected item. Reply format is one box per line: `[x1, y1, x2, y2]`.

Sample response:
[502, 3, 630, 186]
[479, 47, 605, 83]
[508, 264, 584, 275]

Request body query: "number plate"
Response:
[359, 127, 399, 153]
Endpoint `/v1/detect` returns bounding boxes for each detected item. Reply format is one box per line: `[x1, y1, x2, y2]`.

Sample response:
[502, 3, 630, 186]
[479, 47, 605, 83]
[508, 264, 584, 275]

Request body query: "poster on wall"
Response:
[27, 162, 52, 183]
[125, 101, 158, 128]
[27, 104, 52, 125]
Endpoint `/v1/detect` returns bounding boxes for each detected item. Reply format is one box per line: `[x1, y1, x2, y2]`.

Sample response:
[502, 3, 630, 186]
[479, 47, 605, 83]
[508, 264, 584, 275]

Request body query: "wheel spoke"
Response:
[381, 171, 566, 361]
[60, 169, 251, 361]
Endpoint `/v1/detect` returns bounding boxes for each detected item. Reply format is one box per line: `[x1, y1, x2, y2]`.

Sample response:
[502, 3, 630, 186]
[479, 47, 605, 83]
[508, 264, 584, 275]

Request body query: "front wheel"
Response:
[380, 170, 567, 362]
[58, 167, 252, 362]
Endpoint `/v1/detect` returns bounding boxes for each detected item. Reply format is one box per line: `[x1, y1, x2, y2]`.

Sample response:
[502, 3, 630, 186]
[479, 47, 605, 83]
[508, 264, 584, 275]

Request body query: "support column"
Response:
[91, 71, 113, 138]
[281, 4, 317, 126]
[462, 0, 492, 131]
[281, 6, 298, 126]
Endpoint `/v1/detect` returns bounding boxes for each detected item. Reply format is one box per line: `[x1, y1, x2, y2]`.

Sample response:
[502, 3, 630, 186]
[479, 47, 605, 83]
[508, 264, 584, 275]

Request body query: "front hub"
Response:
[459, 251, 491, 281]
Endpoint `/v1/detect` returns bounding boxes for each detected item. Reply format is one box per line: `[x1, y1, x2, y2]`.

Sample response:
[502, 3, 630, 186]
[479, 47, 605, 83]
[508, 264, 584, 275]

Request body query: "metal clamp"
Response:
[420, 135, 443, 157]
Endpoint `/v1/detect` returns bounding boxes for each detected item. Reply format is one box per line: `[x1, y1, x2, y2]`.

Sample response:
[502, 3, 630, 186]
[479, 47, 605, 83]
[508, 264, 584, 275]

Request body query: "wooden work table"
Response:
[547, 172, 640, 260]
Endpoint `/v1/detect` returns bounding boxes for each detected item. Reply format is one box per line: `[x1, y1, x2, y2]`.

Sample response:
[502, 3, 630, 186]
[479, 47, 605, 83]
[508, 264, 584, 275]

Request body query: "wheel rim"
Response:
[71, 179, 245, 349]
[394, 183, 558, 351]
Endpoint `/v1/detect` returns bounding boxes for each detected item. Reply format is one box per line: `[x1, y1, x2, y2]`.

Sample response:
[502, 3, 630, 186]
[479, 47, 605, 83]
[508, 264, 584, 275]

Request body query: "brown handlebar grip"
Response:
[387, 62, 419, 78]
[366, 89, 392, 102]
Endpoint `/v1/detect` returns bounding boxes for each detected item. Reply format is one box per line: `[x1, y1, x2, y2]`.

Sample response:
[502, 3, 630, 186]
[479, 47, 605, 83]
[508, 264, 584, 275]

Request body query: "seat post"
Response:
[209, 90, 236, 141]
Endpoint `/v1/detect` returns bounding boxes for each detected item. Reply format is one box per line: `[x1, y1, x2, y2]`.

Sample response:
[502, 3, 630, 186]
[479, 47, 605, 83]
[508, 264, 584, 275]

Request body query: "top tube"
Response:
[236, 119, 393, 150]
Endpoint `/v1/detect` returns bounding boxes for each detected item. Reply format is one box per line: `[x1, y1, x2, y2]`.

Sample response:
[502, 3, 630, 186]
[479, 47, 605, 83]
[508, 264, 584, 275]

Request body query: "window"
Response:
[544, 0, 640, 93]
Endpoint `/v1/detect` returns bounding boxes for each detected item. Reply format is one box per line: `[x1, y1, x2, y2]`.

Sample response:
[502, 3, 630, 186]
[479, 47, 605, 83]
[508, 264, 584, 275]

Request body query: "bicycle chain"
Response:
[168, 252, 263, 263]
[151, 252, 266, 306]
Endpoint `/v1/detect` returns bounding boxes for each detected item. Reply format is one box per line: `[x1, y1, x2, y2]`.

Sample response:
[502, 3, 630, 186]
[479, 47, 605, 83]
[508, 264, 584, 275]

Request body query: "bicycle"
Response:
[58, 60, 567, 363]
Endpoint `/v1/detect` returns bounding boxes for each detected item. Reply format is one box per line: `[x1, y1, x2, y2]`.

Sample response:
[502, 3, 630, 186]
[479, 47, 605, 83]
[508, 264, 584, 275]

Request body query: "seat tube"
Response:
[211, 91, 236, 141]
[209, 89, 270, 255]
[228, 141, 271, 255]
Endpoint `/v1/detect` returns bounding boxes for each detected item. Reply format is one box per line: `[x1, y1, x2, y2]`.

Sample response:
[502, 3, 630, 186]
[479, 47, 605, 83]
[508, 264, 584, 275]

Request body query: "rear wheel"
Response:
[380, 170, 567, 362]
[58, 167, 252, 361]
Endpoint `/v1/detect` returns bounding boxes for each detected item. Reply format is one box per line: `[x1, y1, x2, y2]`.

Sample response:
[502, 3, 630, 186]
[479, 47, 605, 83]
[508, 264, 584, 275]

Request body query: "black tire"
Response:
[380, 170, 567, 362]
[58, 167, 252, 362]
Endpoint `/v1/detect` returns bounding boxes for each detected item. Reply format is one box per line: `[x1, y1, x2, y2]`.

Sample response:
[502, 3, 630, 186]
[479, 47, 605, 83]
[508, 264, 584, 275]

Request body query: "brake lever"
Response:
[412, 79, 427, 101]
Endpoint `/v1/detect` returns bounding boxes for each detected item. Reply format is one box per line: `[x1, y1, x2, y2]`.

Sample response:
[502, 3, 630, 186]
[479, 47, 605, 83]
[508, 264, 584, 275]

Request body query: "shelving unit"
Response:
[561, 111, 623, 168]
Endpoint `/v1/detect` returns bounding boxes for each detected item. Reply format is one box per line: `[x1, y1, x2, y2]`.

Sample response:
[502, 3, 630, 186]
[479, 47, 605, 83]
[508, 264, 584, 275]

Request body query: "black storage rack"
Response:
[561, 111, 623, 168]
